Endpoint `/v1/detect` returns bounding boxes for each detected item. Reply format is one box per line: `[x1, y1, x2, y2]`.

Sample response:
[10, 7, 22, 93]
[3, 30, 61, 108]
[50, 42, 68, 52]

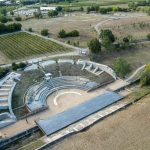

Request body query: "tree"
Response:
[147, 33, 150, 40]
[114, 58, 131, 78]
[18, 62, 27, 69]
[41, 29, 49, 36]
[80, 7, 84, 11]
[33, 12, 42, 19]
[0, 16, 8, 23]
[28, 28, 32, 32]
[0, 9, 7, 16]
[67, 30, 79, 37]
[100, 29, 115, 43]
[12, 62, 18, 71]
[12, 62, 27, 71]
[87, 7, 90, 13]
[58, 29, 66, 38]
[140, 64, 150, 86]
[128, 2, 137, 10]
[10, 11, 14, 16]
[0, 67, 9, 79]
[15, 16, 22, 21]
[88, 38, 101, 54]
[48, 10, 58, 17]
[123, 37, 129, 43]
[0, 23, 6, 33]
[56, 6, 63, 12]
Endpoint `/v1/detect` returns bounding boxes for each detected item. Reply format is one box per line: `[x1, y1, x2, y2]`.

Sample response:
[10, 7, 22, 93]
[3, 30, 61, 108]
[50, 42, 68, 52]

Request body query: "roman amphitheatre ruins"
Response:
[0, 0, 150, 149]
[0, 56, 147, 150]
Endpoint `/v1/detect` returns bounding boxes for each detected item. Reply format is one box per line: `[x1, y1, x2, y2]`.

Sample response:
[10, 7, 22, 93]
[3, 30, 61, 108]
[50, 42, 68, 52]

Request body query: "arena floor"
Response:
[0, 88, 104, 137]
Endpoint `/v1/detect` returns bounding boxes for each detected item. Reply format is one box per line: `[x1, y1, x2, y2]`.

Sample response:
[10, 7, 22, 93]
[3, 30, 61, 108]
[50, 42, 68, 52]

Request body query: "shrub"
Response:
[58, 29, 79, 38]
[41, 29, 49, 36]
[100, 29, 115, 44]
[123, 37, 130, 43]
[15, 16, 22, 21]
[140, 64, 150, 86]
[58, 29, 66, 38]
[33, 12, 43, 19]
[114, 58, 131, 78]
[12, 62, 18, 71]
[0, 16, 8, 23]
[66, 30, 79, 37]
[28, 28, 32, 32]
[18, 62, 27, 69]
[0, 67, 9, 79]
[48, 10, 58, 17]
[88, 38, 101, 54]
[147, 33, 150, 40]
[12, 62, 27, 71]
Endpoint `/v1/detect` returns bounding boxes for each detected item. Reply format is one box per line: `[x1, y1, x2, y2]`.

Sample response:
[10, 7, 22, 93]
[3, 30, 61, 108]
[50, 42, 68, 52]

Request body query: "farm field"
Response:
[0, 32, 70, 63]
[49, 93, 150, 150]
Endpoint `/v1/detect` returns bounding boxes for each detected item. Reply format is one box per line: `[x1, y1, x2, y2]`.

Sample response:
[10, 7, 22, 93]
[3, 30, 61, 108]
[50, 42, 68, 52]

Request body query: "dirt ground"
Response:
[49, 94, 150, 150]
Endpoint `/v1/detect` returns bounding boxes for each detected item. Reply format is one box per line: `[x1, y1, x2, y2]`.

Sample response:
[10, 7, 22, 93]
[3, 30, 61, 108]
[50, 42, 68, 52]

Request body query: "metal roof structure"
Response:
[36, 91, 123, 136]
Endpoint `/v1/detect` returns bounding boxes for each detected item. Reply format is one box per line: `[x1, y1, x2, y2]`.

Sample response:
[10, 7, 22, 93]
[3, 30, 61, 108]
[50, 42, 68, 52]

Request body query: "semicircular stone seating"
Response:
[26, 76, 99, 112]
[0, 72, 21, 128]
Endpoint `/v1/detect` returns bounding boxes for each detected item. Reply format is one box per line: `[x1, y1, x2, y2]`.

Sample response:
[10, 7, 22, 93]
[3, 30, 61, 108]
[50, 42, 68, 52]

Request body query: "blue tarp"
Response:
[37, 91, 123, 136]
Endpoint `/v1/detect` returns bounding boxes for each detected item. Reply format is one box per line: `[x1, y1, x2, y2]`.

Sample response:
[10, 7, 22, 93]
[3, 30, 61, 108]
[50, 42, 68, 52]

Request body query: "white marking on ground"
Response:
[53, 92, 82, 106]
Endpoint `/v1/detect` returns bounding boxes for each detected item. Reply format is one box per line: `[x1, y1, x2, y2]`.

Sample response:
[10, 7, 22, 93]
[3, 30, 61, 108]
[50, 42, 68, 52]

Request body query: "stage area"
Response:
[36, 91, 123, 136]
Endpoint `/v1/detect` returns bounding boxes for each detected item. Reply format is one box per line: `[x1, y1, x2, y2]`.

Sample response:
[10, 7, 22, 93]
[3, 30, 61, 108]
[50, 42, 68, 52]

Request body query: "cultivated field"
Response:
[50, 93, 150, 150]
[0, 32, 70, 62]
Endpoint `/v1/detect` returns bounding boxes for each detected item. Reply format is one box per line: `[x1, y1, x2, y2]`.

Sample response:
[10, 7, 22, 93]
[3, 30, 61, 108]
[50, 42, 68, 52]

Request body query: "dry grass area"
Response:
[100, 16, 150, 40]
[0, 51, 11, 65]
[95, 43, 150, 71]
[21, 13, 107, 47]
[49, 94, 150, 150]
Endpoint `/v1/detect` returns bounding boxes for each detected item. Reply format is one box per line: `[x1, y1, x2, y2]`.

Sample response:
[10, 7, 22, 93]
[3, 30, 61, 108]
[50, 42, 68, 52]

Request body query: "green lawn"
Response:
[0, 32, 70, 60]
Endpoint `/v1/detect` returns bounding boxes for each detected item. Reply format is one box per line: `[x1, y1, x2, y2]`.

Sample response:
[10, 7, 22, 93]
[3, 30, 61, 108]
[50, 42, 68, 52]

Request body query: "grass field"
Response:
[21, 13, 108, 47]
[49, 87, 150, 150]
[95, 43, 150, 71]
[0, 32, 70, 62]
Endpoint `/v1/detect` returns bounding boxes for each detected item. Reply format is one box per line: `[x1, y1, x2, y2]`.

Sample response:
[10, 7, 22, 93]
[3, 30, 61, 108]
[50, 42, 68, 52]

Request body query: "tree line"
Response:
[86, 5, 129, 14]
[58, 29, 79, 38]
[0, 23, 22, 34]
